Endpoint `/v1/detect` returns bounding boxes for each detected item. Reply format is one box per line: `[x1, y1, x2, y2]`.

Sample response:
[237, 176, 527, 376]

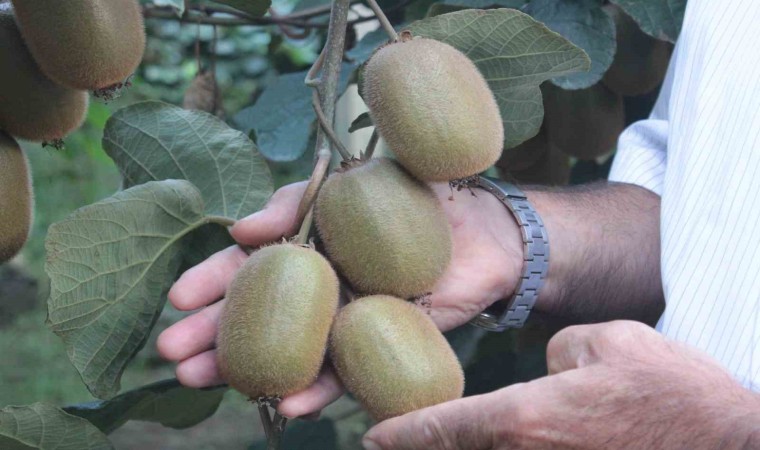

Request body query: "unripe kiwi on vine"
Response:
[330, 295, 464, 421]
[216, 244, 339, 399]
[602, 4, 672, 97]
[0, 132, 33, 263]
[542, 82, 624, 160]
[9, 0, 146, 91]
[315, 158, 452, 299]
[0, 11, 88, 142]
[497, 126, 550, 173]
[506, 141, 571, 186]
[362, 36, 504, 182]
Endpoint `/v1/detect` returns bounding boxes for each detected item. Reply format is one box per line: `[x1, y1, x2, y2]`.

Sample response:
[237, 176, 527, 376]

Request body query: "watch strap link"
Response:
[469, 177, 549, 331]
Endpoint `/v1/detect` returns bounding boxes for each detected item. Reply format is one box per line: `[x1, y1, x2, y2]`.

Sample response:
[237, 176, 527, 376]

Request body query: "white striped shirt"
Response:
[609, 0, 760, 390]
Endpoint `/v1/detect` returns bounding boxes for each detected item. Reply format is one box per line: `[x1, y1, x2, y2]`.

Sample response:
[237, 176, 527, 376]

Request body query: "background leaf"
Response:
[407, 8, 591, 148]
[210, 0, 271, 17]
[524, 0, 615, 89]
[64, 379, 226, 435]
[45, 181, 209, 399]
[233, 64, 357, 161]
[610, 0, 686, 42]
[149, 0, 185, 15]
[0, 404, 112, 450]
[103, 101, 273, 220]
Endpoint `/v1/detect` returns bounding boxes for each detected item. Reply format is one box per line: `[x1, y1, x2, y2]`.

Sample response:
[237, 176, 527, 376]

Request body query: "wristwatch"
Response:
[469, 177, 549, 331]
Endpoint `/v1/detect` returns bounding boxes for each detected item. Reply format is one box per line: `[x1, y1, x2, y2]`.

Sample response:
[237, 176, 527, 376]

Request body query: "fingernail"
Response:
[362, 437, 382, 450]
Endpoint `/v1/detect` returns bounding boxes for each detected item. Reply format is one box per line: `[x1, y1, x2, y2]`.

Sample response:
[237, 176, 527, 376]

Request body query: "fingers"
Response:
[278, 368, 345, 419]
[157, 299, 225, 362]
[363, 394, 495, 450]
[169, 246, 248, 311]
[231, 182, 308, 246]
[546, 320, 657, 374]
[175, 349, 224, 388]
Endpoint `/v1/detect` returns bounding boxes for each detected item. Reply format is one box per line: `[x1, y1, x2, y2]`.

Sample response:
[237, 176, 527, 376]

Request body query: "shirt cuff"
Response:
[608, 119, 668, 196]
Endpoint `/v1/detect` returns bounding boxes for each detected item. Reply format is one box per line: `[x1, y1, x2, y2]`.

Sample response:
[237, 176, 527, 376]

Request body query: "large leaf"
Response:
[0, 404, 112, 450]
[234, 64, 355, 162]
[103, 101, 272, 220]
[211, 0, 270, 17]
[45, 181, 211, 399]
[524, 0, 615, 89]
[65, 380, 227, 435]
[407, 9, 590, 149]
[610, 0, 685, 42]
[441, 0, 525, 7]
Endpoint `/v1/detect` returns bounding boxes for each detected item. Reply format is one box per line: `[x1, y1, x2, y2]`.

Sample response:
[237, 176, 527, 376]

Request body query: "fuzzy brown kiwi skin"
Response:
[363, 37, 504, 182]
[10, 0, 146, 90]
[315, 158, 452, 299]
[602, 4, 672, 97]
[330, 295, 465, 421]
[0, 132, 33, 263]
[542, 82, 624, 160]
[216, 244, 340, 399]
[0, 11, 88, 142]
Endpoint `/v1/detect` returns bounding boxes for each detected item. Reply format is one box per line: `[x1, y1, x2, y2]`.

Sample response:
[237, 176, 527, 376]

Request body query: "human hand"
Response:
[157, 179, 523, 417]
[363, 320, 760, 450]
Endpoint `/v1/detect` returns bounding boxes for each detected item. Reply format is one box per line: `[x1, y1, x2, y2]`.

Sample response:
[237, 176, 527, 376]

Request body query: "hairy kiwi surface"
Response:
[602, 5, 672, 97]
[10, 0, 146, 90]
[0, 132, 33, 263]
[315, 158, 452, 298]
[217, 244, 340, 399]
[543, 82, 624, 160]
[0, 11, 88, 142]
[330, 295, 464, 421]
[363, 37, 504, 181]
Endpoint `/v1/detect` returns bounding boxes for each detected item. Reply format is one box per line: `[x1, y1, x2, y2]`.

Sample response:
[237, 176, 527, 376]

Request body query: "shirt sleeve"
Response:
[607, 41, 680, 196]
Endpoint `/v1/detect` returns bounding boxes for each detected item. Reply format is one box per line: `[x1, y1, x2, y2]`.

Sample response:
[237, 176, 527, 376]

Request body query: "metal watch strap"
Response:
[469, 177, 549, 331]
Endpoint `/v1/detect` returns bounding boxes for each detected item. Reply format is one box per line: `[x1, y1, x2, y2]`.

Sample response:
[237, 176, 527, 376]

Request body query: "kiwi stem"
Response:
[365, 0, 398, 41]
[269, 413, 289, 450]
[296, 206, 315, 245]
[305, 47, 326, 87]
[294, 154, 330, 233]
[362, 129, 380, 160]
[312, 91, 352, 160]
[257, 402, 273, 441]
[206, 215, 236, 228]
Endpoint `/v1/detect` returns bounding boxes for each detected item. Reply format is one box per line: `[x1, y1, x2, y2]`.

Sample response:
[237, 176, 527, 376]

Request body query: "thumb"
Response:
[362, 394, 496, 450]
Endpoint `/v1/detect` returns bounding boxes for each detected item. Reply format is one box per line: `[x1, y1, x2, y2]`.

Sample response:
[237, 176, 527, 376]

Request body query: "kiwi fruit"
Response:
[10, 0, 146, 90]
[315, 158, 452, 299]
[183, 71, 224, 118]
[542, 82, 624, 160]
[505, 141, 571, 186]
[602, 5, 672, 97]
[362, 37, 504, 181]
[330, 295, 464, 421]
[0, 11, 88, 142]
[497, 126, 550, 173]
[216, 244, 339, 399]
[0, 132, 33, 263]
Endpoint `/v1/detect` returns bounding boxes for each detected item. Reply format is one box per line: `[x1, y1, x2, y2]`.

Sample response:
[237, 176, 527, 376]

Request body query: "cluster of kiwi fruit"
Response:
[0, 1, 145, 263]
[217, 35, 506, 421]
[498, 5, 672, 186]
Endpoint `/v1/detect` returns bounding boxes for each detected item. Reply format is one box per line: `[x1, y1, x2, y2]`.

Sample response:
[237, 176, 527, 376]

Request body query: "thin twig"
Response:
[312, 91, 352, 160]
[269, 413, 288, 450]
[206, 215, 236, 227]
[142, 0, 416, 29]
[365, 0, 398, 41]
[305, 47, 326, 87]
[293, 0, 353, 247]
[362, 129, 380, 160]
[257, 401, 273, 441]
[269, 7, 312, 39]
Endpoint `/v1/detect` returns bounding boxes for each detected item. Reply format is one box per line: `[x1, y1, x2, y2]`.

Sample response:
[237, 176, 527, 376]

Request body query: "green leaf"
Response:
[610, 0, 685, 42]
[0, 404, 112, 450]
[524, 0, 615, 89]
[64, 379, 227, 435]
[348, 112, 373, 133]
[440, 0, 525, 8]
[45, 180, 210, 399]
[234, 65, 354, 162]
[407, 8, 590, 149]
[103, 101, 273, 220]
[210, 0, 270, 17]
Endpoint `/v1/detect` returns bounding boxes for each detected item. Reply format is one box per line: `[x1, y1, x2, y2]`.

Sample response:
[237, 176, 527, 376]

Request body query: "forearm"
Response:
[526, 181, 664, 324]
